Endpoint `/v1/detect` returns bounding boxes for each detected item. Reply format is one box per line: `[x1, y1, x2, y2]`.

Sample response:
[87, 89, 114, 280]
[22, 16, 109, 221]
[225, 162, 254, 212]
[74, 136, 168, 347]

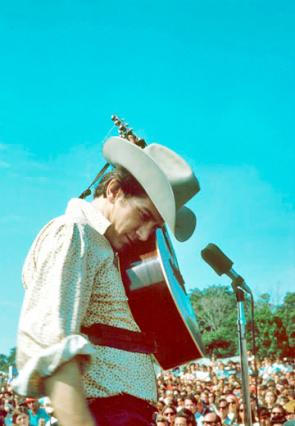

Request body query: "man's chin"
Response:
[111, 238, 131, 253]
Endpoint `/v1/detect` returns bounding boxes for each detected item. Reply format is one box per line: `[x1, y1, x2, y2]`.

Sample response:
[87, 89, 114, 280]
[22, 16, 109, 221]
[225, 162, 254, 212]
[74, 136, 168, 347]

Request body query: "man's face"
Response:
[201, 392, 209, 404]
[265, 391, 276, 404]
[28, 401, 39, 412]
[184, 398, 197, 414]
[174, 417, 188, 426]
[218, 402, 229, 419]
[203, 412, 221, 426]
[15, 413, 29, 426]
[226, 397, 237, 412]
[270, 407, 285, 420]
[106, 189, 163, 252]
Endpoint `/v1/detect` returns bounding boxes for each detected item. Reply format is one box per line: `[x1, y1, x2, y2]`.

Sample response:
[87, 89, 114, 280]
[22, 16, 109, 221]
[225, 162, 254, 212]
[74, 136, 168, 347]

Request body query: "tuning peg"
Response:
[112, 115, 122, 126]
[136, 138, 147, 148]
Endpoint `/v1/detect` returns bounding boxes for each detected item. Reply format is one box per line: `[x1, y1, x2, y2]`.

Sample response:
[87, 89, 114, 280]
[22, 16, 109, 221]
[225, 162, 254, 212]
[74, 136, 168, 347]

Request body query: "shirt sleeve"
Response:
[12, 217, 100, 397]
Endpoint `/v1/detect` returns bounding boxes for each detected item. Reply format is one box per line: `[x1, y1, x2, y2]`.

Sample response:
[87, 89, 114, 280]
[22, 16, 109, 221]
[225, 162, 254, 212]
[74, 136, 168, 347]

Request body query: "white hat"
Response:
[103, 137, 200, 241]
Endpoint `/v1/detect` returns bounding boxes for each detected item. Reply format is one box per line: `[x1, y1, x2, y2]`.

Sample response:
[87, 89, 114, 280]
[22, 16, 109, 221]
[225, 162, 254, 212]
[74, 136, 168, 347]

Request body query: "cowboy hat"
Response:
[103, 137, 200, 241]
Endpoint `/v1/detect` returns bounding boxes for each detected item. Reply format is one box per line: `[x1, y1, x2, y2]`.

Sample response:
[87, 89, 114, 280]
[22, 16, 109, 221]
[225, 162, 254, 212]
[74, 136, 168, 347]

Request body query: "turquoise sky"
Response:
[1, 1, 294, 355]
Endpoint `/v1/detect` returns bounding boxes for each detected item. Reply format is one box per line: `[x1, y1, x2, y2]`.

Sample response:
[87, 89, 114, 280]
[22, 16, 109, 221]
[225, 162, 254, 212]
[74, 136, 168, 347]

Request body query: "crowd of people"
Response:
[0, 355, 294, 425]
[154, 355, 294, 426]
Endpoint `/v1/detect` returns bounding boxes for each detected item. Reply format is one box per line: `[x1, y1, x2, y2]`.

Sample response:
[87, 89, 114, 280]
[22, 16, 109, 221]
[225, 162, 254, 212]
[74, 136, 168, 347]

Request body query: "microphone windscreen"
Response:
[201, 243, 233, 276]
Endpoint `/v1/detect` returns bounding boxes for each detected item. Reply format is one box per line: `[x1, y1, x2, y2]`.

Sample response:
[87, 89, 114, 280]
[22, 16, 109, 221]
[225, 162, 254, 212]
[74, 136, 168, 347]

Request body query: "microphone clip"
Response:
[231, 275, 247, 301]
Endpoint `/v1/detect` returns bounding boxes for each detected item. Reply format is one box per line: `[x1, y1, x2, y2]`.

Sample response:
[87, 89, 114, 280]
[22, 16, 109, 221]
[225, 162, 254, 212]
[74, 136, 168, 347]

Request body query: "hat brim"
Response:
[103, 137, 196, 241]
[175, 206, 197, 242]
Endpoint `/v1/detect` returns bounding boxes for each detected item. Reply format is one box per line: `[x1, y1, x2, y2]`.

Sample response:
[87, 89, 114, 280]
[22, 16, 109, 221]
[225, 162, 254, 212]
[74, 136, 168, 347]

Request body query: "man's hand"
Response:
[44, 358, 95, 426]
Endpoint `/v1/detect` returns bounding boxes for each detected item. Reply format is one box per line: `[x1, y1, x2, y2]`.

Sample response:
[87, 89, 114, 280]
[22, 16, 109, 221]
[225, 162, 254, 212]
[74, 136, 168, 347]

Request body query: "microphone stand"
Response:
[231, 276, 252, 426]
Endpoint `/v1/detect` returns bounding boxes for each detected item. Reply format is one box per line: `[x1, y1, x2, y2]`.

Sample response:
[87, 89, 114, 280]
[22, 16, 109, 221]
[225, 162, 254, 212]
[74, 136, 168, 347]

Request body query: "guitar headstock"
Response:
[111, 115, 147, 149]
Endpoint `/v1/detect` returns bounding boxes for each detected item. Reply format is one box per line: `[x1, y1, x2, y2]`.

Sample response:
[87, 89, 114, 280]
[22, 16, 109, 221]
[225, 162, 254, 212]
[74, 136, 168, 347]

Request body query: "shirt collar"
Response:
[65, 198, 111, 235]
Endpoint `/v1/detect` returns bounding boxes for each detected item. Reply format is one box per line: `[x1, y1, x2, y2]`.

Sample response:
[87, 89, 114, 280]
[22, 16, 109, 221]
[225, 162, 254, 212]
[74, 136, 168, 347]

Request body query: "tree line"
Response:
[190, 286, 295, 359]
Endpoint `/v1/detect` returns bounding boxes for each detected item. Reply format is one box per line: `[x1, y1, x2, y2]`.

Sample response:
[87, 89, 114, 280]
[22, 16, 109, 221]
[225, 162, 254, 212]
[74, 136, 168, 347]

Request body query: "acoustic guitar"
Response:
[113, 116, 205, 369]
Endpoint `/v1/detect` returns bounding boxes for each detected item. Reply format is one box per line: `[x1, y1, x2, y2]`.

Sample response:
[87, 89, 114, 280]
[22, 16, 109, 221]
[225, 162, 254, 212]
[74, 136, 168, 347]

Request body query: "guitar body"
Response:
[120, 228, 205, 370]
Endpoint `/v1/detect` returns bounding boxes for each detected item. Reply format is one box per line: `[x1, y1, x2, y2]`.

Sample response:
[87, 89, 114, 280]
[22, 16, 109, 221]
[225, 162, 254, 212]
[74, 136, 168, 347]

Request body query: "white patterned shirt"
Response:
[12, 198, 157, 402]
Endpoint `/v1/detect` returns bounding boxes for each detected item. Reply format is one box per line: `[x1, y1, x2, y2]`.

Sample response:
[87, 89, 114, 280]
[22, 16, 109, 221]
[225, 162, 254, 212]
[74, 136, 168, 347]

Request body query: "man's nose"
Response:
[136, 224, 153, 241]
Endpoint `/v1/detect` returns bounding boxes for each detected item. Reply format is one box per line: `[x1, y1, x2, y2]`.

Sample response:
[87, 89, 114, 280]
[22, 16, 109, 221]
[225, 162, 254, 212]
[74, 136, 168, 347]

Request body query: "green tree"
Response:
[276, 292, 295, 357]
[190, 285, 238, 357]
[248, 293, 288, 358]
[0, 353, 8, 372]
[0, 347, 16, 372]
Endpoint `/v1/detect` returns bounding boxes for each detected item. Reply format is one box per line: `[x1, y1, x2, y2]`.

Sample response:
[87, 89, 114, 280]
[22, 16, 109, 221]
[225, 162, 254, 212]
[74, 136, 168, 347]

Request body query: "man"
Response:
[155, 413, 170, 426]
[184, 396, 198, 416]
[175, 408, 197, 426]
[202, 412, 222, 426]
[12, 136, 200, 426]
[25, 399, 50, 426]
[184, 395, 208, 426]
[226, 395, 238, 423]
[200, 390, 210, 407]
[258, 406, 271, 426]
[270, 404, 287, 425]
[217, 399, 231, 425]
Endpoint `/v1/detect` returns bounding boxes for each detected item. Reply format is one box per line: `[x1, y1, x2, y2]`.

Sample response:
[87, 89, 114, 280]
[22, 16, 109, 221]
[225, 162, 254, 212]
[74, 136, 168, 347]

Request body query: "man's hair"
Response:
[176, 408, 197, 426]
[185, 395, 198, 405]
[271, 404, 286, 416]
[94, 166, 147, 198]
[155, 413, 169, 425]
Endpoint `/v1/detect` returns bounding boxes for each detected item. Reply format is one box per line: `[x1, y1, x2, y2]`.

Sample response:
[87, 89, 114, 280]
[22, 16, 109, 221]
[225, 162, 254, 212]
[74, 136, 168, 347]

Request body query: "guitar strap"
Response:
[81, 323, 158, 354]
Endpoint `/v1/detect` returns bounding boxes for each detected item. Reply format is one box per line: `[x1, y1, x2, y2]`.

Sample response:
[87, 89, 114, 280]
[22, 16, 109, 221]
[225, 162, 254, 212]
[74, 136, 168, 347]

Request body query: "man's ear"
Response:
[105, 179, 123, 203]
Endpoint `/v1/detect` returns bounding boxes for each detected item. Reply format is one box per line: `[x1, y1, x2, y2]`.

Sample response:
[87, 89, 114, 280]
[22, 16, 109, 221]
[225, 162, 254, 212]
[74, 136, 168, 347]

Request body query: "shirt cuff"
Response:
[12, 334, 95, 397]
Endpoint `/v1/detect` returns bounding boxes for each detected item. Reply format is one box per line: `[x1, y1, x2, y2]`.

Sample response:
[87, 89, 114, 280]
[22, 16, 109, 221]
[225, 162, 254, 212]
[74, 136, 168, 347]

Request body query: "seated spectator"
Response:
[270, 404, 287, 425]
[200, 391, 210, 407]
[157, 400, 166, 413]
[162, 404, 177, 425]
[217, 399, 232, 425]
[215, 363, 228, 380]
[155, 413, 170, 426]
[264, 390, 278, 409]
[236, 403, 259, 426]
[25, 399, 49, 426]
[174, 408, 197, 426]
[184, 395, 208, 425]
[184, 396, 198, 416]
[176, 397, 185, 412]
[256, 406, 271, 426]
[208, 392, 218, 413]
[226, 395, 239, 423]
[11, 411, 29, 426]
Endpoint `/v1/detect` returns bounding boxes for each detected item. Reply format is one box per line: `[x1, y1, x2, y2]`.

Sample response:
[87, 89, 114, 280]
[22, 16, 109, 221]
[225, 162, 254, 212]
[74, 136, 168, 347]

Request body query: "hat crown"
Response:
[145, 144, 200, 210]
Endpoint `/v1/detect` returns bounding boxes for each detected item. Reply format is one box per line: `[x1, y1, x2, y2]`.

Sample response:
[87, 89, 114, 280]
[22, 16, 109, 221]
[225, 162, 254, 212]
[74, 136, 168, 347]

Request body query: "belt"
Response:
[81, 323, 158, 354]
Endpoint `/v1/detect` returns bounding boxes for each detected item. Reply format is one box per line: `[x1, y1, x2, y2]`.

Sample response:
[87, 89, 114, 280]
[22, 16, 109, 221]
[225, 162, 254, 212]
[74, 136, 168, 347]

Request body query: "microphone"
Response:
[201, 243, 252, 294]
